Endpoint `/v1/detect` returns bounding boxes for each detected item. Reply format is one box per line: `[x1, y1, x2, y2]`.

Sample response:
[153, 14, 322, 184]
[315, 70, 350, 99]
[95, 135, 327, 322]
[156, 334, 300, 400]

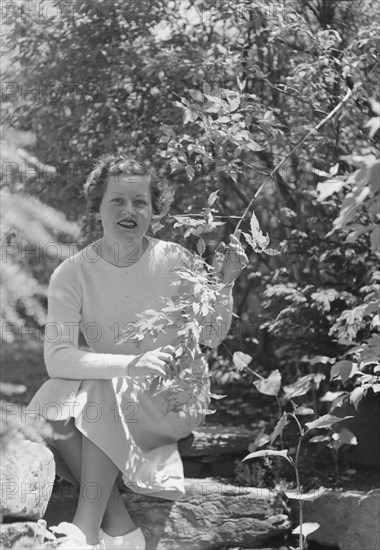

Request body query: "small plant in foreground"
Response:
[242, 402, 355, 549]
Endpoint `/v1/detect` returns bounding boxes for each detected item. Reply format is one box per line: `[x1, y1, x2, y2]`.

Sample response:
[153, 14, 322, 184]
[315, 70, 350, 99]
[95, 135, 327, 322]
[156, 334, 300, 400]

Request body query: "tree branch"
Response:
[233, 86, 356, 234]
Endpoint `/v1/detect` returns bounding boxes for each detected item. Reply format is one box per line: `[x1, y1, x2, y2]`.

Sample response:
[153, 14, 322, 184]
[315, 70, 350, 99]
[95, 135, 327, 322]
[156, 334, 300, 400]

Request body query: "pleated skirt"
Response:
[27, 376, 208, 501]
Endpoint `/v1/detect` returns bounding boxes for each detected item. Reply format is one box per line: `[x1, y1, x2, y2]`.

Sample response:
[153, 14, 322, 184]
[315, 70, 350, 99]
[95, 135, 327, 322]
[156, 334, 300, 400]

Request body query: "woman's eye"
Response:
[111, 198, 122, 203]
[136, 200, 147, 206]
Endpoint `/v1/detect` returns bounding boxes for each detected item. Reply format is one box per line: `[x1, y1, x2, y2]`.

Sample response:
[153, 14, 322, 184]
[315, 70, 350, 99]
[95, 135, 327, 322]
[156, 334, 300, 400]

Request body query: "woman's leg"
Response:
[52, 420, 137, 540]
[72, 431, 120, 544]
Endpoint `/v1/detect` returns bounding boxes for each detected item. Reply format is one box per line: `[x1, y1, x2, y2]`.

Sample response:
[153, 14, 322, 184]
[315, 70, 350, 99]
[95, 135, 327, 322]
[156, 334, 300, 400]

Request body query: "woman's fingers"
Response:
[159, 346, 176, 366]
[130, 345, 179, 378]
[160, 345, 175, 355]
[146, 347, 175, 378]
[153, 365, 167, 377]
[218, 232, 249, 284]
[229, 231, 241, 245]
[227, 233, 248, 264]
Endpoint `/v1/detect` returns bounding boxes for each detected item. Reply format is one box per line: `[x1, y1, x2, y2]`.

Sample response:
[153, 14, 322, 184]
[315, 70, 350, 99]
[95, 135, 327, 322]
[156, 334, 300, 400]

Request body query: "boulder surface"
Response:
[295, 488, 380, 550]
[0, 440, 55, 520]
[44, 477, 291, 549]
[0, 521, 38, 549]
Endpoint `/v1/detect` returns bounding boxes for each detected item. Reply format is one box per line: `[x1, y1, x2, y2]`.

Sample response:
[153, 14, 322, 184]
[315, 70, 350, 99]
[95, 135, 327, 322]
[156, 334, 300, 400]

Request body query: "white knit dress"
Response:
[27, 237, 232, 500]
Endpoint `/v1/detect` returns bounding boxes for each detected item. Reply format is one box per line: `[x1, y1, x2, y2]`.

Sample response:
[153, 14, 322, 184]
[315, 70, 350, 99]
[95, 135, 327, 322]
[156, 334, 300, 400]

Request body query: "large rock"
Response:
[293, 488, 380, 550]
[0, 440, 55, 520]
[178, 426, 258, 457]
[44, 478, 291, 549]
[179, 425, 258, 478]
[0, 521, 39, 549]
[134, 478, 290, 549]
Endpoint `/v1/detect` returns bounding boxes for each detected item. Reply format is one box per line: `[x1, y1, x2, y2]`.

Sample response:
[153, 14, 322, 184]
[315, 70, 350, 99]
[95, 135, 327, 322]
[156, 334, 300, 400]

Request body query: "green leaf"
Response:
[331, 186, 370, 232]
[294, 406, 314, 416]
[364, 301, 380, 315]
[345, 223, 373, 243]
[309, 355, 335, 366]
[331, 427, 357, 450]
[370, 226, 380, 251]
[242, 449, 293, 466]
[207, 190, 219, 206]
[189, 89, 203, 102]
[364, 116, 380, 138]
[269, 412, 289, 445]
[192, 302, 200, 315]
[183, 108, 196, 125]
[292, 522, 320, 537]
[262, 247, 281, 256]
[283, 374, 324, 400]
[247, 210, 270, 252]
[285, 487, 328, 501]
[209, 393, 227, 400]
[319, 390, 346, 403]
[253, 369, 282, 396]
[350, 386, 366, 410]
[309, 435, 330, 443]
[197, 237, 206, 256]
[228, 96, 240, 112]
[368, 97, 380, 116]
[149, 376, 161, 396]
[217, 116, 230, 123]
[186, 165, 195, 180]
[330, 360, 360, 384]
[316, 177, 346, 201]
[203, 101, 220, 113]
[237, 76, 246, 91]
[171, 389, 191, 405]
[232, 351, 252, 371]
[244, 140, 265, 152]
[305, 414, 353, 431]
[248, 427, 271, 452]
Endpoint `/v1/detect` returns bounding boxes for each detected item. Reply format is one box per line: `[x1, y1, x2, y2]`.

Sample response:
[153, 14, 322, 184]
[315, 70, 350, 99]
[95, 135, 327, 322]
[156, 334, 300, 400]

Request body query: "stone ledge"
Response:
[178, 425, 258, 479]
[291, 488, 380, 550]
[44, 478, 290, 549]
[178, 425, 257, 458]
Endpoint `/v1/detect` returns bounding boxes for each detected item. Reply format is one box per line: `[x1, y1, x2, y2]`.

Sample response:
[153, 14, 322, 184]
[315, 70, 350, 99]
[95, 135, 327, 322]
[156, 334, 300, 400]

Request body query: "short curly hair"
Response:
[83, 154, 170, 216]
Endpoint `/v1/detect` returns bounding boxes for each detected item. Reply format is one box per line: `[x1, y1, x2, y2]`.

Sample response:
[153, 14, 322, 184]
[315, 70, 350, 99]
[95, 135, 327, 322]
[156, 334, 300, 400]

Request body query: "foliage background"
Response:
[1, 0, 379, 466]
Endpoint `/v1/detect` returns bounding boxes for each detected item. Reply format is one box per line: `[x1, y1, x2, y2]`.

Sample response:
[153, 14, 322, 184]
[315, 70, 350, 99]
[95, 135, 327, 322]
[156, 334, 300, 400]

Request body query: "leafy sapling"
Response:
[232, 354, 359, 548]
[117, 195, 267, 418]
[242, 402, 354, 550]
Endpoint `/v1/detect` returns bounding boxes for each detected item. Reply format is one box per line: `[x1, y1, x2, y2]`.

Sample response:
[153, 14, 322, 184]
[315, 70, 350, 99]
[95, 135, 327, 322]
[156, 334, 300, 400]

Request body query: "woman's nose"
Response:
[121, 202, 135, 216]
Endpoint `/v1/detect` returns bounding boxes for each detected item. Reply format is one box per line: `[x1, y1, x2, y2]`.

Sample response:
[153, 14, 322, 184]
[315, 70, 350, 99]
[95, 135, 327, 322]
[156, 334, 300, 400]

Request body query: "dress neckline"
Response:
[88, 236, 154, 271]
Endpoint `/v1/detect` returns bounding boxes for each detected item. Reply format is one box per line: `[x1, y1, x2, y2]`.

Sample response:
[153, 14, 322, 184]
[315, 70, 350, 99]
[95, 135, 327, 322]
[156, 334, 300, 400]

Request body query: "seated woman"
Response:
[27, 155, 247, 549]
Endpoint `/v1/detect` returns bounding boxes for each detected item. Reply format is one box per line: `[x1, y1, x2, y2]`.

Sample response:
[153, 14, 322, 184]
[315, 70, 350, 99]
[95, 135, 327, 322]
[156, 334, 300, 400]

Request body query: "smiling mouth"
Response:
[118, 220, 137, 229]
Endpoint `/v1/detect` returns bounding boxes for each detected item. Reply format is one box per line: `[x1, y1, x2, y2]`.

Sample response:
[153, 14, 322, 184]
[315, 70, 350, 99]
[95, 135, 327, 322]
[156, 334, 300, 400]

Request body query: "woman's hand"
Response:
[127, 345, 177, 378]
[213, 231, 249, 285]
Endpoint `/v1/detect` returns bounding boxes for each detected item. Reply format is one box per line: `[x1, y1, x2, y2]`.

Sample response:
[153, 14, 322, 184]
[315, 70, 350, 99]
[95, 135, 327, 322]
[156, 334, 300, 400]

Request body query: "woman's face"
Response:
[97, 173, 152, 245]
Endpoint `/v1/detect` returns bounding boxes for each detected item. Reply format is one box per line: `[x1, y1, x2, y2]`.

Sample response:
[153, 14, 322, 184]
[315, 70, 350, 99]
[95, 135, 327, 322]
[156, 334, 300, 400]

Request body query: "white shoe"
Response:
[99, 527, 146, 550]
[48, 522, 104, 549]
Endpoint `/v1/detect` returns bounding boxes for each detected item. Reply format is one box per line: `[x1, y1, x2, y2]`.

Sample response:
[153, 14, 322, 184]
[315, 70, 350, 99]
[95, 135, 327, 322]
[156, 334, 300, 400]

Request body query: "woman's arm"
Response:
[44, 265, 134, 380]
[200, 233, 248, 348]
